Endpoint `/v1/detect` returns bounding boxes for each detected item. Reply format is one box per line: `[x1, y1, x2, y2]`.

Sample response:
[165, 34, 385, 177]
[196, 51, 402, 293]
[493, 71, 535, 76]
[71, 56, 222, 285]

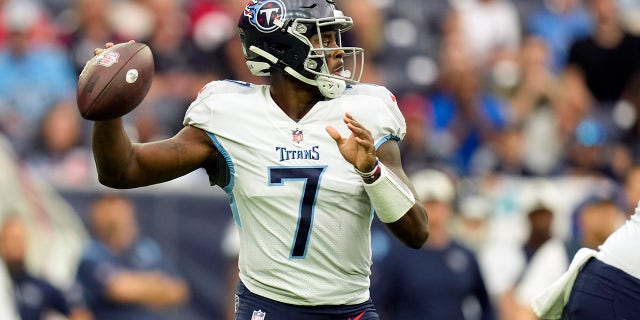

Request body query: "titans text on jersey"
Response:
[276, 146, 320, 162]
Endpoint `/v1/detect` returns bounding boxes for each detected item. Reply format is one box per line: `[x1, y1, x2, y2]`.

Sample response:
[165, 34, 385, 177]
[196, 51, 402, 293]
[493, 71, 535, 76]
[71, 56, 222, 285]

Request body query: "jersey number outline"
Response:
[268, 166, 327, 258]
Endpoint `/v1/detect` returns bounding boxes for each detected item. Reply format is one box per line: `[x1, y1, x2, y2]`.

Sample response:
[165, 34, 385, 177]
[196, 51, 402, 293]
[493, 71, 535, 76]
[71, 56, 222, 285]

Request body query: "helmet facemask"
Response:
[290, 15, 364, 98]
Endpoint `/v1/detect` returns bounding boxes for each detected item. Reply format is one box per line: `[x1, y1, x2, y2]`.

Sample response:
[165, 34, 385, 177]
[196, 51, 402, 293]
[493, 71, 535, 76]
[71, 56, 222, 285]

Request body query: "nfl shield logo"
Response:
[251, 310, 266, 320]
[96, 51, 120, 67]
[292, 128, 303, 143]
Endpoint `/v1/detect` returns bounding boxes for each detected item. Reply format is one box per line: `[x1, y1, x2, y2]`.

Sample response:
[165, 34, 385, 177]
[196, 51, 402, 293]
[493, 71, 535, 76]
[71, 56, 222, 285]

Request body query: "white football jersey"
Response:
[596, 203, 640, 279]
[183, 80, 406, 305]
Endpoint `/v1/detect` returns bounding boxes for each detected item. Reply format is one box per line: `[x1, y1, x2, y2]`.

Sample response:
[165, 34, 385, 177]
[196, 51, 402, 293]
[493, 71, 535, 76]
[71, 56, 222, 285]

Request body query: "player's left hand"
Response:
[326, 112, 377, 173]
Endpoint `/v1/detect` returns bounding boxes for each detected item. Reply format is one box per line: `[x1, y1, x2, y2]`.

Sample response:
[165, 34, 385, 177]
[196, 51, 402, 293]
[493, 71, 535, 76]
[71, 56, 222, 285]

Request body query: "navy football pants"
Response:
[562, 258, 640, 319]
[234, 281, 379, 320]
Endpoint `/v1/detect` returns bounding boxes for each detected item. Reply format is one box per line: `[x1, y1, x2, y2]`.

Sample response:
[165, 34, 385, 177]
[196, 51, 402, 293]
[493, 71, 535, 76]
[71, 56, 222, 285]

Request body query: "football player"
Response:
[534, 199, 640, 319]
[89, 1, 429, 319]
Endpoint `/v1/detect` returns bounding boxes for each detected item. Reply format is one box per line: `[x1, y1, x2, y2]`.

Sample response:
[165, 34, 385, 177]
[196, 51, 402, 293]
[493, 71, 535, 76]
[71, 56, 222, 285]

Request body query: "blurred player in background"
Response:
[87, 0, 428, 319]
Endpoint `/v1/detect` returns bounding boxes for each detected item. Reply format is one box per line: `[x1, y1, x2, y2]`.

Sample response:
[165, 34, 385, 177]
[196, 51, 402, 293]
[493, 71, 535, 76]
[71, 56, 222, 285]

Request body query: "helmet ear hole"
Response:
[281, 46, 308, 68]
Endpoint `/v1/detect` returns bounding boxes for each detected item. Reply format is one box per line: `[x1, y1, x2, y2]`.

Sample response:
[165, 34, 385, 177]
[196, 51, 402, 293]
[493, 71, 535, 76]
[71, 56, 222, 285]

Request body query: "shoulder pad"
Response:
[346, 83, 398, 105]
[193, 80, 257, 105]
[198, 79, 256, 96]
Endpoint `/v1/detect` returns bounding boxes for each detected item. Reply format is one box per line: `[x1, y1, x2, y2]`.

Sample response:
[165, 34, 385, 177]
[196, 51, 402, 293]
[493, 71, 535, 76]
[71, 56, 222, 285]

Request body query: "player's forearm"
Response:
[92, 118, 136, 188]
[386, 204, 429, 248]
[359, 163, 429, 248]
[365, 142, 429, 248]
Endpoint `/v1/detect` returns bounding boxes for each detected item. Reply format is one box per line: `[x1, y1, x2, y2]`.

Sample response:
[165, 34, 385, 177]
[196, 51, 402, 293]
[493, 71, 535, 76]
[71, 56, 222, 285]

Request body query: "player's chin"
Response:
[332, 68, 351, 79]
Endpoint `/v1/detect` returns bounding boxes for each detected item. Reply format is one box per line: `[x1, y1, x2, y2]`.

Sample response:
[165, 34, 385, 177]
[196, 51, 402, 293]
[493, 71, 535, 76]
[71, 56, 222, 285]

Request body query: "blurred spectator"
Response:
[482, 126, 530, 177]
[187, 0, 237, 79]
[498, 206, 569, 320]
[108, 0, 155, 41]
[453, 194, 492, 252]
[76, 194, 189, 320]
[143, 0, 201, 76]
[507, 36, 559, 126]
[0, 216, 92, 320]
[525, 0, 592, 73]
[565, 198, 625, 258]
[501, 36, 567, 175]
[553, 64, 593, 141]
[446, 0, 521, 72]
[367, 0, 452, 95]
[561, 115, 634, 182]
[617, 69, 640, 162]
[0, 0, 77, 156]
[0, 131, 88, 291]
[372, 168, 496, 320]
[0, 0, 60, 45]
[26, 104, 94, 187]
[128, 0, 209, 143]
[419, 37, 510, 176]
[566, 0, 640, 105]
[551, 27, 633, 181]
[564, 0, 640, 147]
[474, 177, 567, 306]
[397, 95, 440, 177]
[622, 165, 640, 213]
[61, 0, 124, 75]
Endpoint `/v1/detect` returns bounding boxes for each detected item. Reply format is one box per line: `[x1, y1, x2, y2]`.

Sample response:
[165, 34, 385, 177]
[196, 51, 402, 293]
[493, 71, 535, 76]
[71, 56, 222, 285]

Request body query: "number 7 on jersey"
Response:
[268, 166, 327, 258]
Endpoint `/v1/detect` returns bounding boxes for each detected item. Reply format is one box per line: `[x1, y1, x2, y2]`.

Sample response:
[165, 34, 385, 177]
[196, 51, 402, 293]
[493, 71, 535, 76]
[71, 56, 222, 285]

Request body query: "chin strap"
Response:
[316, 76, 346, 99]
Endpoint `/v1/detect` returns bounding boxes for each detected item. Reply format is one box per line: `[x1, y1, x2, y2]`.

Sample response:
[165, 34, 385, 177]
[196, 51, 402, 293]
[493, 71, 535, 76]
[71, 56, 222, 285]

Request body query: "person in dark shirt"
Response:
[371, 169, 495, 320]
[563, 0, 640, 180]
[566, 0, 640, 105]
[0, 215, 92, 320]
[75, 194, 189, 320]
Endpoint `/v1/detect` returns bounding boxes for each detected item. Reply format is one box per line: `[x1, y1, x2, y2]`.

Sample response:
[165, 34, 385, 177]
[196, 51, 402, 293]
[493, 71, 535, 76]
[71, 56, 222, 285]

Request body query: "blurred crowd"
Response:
[1, 0, 640, 319]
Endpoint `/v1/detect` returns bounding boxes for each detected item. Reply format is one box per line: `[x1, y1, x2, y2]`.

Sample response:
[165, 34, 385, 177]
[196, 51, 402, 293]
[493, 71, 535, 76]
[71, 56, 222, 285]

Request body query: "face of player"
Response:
[309, 30, 345, 77]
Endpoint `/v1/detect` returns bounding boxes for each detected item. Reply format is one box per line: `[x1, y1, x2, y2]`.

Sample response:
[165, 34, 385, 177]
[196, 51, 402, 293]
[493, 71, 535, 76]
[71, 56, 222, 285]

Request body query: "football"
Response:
[76, 42, 154, 120]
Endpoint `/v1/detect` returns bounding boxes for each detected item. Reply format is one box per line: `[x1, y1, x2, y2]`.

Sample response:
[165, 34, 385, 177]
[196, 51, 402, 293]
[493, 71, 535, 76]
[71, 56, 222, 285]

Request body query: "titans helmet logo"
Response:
[243, 0, 286, 33]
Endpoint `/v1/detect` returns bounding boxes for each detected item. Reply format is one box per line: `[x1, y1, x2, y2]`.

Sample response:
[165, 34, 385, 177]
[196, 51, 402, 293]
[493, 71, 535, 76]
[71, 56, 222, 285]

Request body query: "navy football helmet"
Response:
[238, 0, 364, 98]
